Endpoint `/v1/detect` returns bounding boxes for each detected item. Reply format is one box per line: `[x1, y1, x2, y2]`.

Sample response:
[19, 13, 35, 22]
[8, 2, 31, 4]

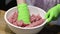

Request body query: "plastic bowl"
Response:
[4, 6, 47, 34]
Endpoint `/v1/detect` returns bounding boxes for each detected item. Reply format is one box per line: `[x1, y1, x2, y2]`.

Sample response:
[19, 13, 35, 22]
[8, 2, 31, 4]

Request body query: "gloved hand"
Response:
[45, 4, 60, 23]
[17, 3, 30, 24]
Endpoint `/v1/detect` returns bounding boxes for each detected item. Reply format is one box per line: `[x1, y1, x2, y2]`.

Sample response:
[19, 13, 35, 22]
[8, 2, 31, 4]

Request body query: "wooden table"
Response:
[0, 10, 15, 34]
[0, 10, 60, 34]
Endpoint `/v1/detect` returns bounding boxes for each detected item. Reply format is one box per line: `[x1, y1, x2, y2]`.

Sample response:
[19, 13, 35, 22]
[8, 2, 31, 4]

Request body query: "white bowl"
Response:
[4, 6, 47, 34]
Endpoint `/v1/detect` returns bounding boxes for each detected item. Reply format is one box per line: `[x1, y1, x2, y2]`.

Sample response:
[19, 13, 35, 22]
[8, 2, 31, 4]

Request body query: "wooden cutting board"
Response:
[0, 10, 15, 34]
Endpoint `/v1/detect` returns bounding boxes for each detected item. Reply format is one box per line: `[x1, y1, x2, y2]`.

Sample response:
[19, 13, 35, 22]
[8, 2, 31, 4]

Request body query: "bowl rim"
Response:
[4, 6, 47, 29]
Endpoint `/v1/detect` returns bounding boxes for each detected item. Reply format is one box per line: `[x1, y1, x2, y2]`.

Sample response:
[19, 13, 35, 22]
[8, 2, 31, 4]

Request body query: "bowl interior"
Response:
[5, 6, 46, 29]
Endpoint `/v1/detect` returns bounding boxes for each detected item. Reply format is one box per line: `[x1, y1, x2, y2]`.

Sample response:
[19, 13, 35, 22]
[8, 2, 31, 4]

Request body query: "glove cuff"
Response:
[17, 3, 28, 12]
[17, 3, 27, 7]
[56, 4, 60, 13]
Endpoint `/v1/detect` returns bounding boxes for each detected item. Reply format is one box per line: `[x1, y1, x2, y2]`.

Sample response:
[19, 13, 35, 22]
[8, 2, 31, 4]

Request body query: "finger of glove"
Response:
[45, 11, 50, 19]
[47, 13, 53, 22]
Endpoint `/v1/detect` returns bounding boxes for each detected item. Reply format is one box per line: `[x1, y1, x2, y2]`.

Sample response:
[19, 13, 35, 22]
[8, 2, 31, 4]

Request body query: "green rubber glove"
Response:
[45, 4, 60, 23]
[17, 3, 30, 24]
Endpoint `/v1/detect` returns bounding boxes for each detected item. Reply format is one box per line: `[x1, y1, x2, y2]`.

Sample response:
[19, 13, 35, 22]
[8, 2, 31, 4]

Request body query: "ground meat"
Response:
[8, 12, 45, 27]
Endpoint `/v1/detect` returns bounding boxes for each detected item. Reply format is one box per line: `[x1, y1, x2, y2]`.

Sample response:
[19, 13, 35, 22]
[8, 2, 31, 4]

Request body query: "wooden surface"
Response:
[0, 10, 15, 34]
[0, 10, 60, 34]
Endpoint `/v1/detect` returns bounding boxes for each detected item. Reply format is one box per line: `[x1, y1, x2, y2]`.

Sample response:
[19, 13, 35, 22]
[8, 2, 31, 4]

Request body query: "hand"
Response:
[45, 4, 60, 23]
[17, 3, 30, 24]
